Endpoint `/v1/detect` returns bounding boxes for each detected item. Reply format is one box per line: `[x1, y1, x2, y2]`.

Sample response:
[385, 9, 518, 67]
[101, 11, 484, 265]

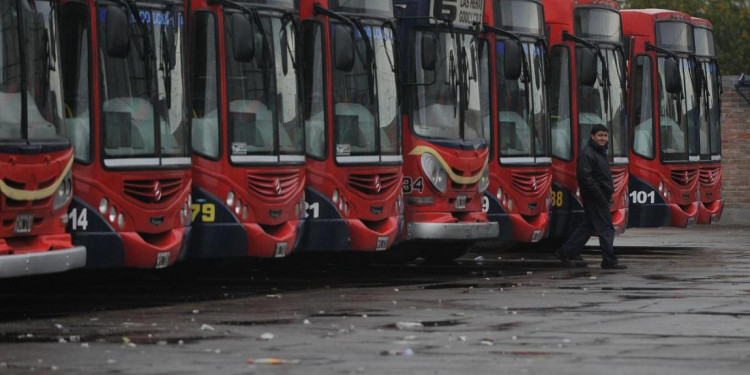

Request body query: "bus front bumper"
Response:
[0, 246, 86, 278]
[406, 221, 499, 240]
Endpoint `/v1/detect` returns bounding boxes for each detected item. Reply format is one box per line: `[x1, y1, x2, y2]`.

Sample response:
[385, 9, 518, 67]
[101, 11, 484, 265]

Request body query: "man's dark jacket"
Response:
[577, 138, 614, 207]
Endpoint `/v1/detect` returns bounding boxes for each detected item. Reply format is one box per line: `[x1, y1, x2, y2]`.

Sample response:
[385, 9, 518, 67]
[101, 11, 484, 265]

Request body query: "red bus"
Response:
[0, 0, 85, 278]
[481, 0, 552, 244]
[543, 0, 629, 241]
[692, 17, 723, 224]
[622, 9, 700, 228]
[394, 0, 499, 260]
[297, 0, 403, 253]
[186, 0, 305, 259]
[59, 1, 192, 268]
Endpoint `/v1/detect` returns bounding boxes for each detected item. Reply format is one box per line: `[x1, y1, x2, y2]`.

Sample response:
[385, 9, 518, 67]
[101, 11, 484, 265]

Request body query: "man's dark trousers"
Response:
[557, 198, 617, 265]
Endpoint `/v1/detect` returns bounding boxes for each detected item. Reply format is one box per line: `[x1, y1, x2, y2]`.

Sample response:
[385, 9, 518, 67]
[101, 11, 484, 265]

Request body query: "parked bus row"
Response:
[0, 0, 723, 278]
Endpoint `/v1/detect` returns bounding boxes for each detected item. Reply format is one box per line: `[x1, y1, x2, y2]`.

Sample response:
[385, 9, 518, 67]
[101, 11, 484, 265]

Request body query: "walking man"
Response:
[555, 124, 626, 269]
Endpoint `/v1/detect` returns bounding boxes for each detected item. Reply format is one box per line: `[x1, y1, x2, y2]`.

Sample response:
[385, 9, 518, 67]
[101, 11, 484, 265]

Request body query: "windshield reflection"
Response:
[576, 47, 626, 162]
[98, 6, 188, 158]
[331, 22, 400, 158]
[412, 31, 485, 141]
[0, 0, 64, 141]
[225, 12, 303, 158]
[495, 41, 549, 160]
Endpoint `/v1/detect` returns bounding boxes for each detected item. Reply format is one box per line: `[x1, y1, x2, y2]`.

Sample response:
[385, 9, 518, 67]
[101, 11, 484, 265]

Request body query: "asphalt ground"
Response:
[0, 225, 749, 374]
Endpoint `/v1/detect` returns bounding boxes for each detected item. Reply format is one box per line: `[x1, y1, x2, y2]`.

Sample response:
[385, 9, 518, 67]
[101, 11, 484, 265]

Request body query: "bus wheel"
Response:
[418, 242, 470, 263]
[373, 243, 420, 264]
[513, 237, 567, 252]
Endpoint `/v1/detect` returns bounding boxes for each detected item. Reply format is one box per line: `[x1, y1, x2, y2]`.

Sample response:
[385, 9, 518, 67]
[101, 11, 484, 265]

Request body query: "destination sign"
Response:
[429, 0, 483, 27]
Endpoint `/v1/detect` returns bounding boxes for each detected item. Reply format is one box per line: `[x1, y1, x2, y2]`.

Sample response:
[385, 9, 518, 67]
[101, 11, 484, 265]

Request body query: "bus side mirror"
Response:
[105, 6, 130, 58]
[579, 47, 597, 86]
[421, 34, 437, 71]
[503, 40, 523, 80]
[665, 58, 682, 94]
[231, 13, 254, 62]
[334, 26, 355, 71]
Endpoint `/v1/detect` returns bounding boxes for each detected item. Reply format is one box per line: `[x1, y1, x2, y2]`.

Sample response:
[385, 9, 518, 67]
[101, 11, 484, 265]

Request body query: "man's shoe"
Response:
[554, 250, 575, 268]
[601, 262, 628, 270]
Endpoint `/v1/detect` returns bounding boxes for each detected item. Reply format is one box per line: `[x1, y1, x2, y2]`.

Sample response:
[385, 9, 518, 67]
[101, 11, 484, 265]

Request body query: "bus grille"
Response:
[247, 170, 300, 200]
[123, 178, 183, 204]
[699, 166, 721, 186]
[348, 172, 400, 196]
[511, 171, 551, 195]
[670, 169, 698, 187]
[612, 168, 627, 192]
[3, 178, 55, 209]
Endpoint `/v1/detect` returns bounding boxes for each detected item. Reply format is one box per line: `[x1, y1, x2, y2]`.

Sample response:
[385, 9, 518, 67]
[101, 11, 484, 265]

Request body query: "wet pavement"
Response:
[1, 226, 749, 374]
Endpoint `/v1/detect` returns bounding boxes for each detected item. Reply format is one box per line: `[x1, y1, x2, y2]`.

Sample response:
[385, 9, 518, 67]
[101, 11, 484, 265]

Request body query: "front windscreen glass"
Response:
[411, 31, 485, 141]
[658, 56, 697, 162]
[0, 0, 64, 141]
[495, 0, 544, 35]
[549, 46, 571, 160]
[576, 47, 627, 162]
[574, 8, 622, 43]
[683, 58, 699, 159]
[705, 61, 721, 156]
[98, 6, 189, 158]
[224, 11, 303, 160]
[331, 22, 400, 158]
[656, 21, 694, 53]
[329, 0, 393, 18]
[495, 40, 549, 160]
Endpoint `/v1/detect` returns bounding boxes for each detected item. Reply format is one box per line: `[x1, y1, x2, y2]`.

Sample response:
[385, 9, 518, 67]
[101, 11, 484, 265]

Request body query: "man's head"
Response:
[590, 124, 609, 147]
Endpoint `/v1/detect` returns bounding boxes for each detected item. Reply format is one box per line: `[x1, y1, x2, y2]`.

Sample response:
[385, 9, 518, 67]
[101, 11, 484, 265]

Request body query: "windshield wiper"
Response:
[535, 37, 550, 85]
[381, 21, 397, 73]
[112, 0, 155, 100]
[280, 10, 298, 69]
[485, 25, 532, 125]
[160, 3, 180, 109]
[484, 25, 530, 84]
[210, 0, 273, 100]
[314, 4, 377, 103]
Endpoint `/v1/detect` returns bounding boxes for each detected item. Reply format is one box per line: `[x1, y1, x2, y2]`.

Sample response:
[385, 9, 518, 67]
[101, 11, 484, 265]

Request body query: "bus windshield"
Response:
[97, 5, 189, 159]
[411, 31, 485, 142]
[658, 56, 697, 162]
[495, 40, 549, 161]
[705, 61, 721, 156]
[331, 22, 400, 160]
[577, 47, 627, 163]
[225, 11, 303, 161]
[0, 0, 64, 141]
[683, 58, 699, 160]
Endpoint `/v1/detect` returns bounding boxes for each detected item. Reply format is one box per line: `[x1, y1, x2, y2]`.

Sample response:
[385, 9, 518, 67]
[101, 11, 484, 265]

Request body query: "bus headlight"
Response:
[420, 153, 447, 193]
[109, 206, 117, 222]
[226, 191, 235, 207]
[477, 166, 490, 193]
[99, 197, 109, 214]
[53, 171, 73, 210]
